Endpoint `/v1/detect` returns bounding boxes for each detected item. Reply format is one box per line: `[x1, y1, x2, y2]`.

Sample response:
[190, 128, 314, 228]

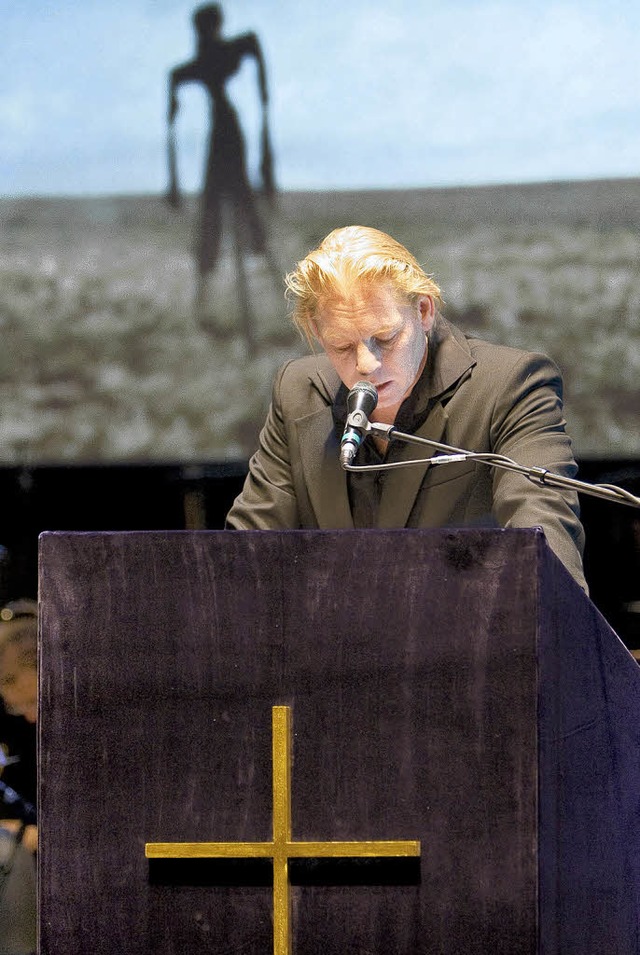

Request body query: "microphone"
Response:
[340, 381, 378, 468]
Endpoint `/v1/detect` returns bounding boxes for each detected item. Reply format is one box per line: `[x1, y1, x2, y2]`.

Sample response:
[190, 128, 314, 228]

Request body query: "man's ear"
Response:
[418, 295, 435, 332]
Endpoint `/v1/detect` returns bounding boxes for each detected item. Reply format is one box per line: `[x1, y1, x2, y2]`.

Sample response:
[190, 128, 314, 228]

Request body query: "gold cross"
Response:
[145, 705, 421, 955]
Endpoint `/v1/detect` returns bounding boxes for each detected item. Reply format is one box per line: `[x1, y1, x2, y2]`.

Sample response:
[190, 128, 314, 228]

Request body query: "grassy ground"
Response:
[1, 179, 639, 464]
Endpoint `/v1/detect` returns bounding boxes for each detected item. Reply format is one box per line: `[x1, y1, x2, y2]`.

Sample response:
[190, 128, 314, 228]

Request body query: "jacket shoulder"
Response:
[462, 330, 557, 369]
[460, 335, 562, 391]
[275, 353, 339, 406]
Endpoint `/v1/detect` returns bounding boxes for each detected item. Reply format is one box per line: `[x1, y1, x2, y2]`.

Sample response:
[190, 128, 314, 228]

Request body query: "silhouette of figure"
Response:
[167, 4, 277, 348]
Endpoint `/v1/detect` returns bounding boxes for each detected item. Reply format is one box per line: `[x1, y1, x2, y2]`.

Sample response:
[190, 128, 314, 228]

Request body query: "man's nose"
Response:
[355, 341, 381, 376]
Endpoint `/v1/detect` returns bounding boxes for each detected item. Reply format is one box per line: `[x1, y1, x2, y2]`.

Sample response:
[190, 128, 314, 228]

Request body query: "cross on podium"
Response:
[145, 705, 421, 955]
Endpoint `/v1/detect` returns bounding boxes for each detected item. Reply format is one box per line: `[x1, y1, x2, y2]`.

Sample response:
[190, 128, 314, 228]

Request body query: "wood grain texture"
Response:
[37, 528, 640, 954]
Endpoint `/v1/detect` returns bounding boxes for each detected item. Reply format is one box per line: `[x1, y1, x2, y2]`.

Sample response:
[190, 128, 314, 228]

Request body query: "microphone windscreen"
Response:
[347, 381, 378, 416]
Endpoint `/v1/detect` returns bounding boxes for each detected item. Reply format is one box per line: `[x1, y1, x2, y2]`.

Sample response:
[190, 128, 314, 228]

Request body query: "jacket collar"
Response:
[297, 318, 476, 528]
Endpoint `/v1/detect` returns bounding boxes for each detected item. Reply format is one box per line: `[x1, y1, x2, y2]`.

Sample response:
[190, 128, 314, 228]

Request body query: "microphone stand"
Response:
[343, 422, 640, 510]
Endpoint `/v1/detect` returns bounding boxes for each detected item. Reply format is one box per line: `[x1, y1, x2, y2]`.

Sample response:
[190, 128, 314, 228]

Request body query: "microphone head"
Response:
[347, 380, 378, 416]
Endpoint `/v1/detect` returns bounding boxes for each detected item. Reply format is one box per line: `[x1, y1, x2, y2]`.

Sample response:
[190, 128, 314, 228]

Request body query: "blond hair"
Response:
[285, 225, 443, 340]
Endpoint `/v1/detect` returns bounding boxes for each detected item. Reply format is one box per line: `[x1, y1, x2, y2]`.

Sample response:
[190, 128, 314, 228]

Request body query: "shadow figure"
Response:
[167, 3, 278, 351]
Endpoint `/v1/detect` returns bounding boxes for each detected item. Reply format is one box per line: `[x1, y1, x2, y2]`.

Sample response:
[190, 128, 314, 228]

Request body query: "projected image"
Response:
[1, 1, 639, 464]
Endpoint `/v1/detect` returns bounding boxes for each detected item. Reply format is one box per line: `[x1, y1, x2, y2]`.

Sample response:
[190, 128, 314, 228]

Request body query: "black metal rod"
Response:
[345, 422, 640, 510]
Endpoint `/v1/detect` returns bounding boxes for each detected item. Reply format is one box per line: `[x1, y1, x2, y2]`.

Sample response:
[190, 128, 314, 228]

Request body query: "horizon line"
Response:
[2, 174, 639, 204]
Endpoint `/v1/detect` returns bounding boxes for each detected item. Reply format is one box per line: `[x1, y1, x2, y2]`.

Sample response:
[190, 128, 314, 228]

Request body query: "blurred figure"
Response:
[167, 3, 278, 347]
[0, 603, 37, 726]
[0, 600, 37, 955]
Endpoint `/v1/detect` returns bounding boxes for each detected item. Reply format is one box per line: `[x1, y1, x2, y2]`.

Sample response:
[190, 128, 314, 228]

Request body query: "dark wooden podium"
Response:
[38, 528, 640, 954]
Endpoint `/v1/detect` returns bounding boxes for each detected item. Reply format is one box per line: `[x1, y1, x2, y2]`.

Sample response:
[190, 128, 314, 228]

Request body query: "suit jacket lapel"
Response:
[376, 404, 448, 527]
[297, 407, 354, 528]
[293, 319, 475, 531]
[296, 360, 354, 529]
[377, 319, 476, 528]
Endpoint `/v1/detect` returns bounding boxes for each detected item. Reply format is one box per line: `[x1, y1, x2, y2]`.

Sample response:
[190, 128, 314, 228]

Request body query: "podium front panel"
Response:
[37, 528, 640, 954]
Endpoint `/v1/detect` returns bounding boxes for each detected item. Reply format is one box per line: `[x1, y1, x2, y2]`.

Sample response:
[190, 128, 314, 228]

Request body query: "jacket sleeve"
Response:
[225, 362, 301, 529]
[486, 349, 587, 591]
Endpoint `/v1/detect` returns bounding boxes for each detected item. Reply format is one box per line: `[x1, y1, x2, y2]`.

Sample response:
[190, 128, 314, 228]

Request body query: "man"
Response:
[226, 225, 587, 590]
[167, 2, 276, 340]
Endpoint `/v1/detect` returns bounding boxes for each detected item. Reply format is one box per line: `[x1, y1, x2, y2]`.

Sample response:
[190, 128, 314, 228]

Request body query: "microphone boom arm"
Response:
[343, 422, 640, 510]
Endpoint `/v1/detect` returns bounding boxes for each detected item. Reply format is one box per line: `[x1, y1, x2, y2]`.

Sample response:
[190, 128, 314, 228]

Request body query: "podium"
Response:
[38, 528, 640, 954]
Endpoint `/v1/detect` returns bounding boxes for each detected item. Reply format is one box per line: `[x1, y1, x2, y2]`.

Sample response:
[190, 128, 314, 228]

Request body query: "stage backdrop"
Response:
[2, 1, 639, 466]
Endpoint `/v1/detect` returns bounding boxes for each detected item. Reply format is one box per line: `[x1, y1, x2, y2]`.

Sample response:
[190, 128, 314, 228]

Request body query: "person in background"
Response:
[226, 224, 587, 591]
[0, 603, 37, 728]
[167, 2, 276, 334]
[0, 600, 37, 955]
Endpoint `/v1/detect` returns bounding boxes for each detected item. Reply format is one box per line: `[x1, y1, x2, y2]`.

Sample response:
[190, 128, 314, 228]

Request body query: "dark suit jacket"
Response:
[226, 319, 587, 590]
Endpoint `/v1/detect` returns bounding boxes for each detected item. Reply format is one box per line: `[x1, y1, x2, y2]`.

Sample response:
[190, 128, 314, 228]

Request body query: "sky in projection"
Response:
[2, 0, 640, 196]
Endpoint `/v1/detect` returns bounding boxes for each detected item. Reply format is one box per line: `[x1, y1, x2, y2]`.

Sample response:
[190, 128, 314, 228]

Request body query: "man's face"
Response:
[313, 282, 435, 423]
[0, 643, 37, 723]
